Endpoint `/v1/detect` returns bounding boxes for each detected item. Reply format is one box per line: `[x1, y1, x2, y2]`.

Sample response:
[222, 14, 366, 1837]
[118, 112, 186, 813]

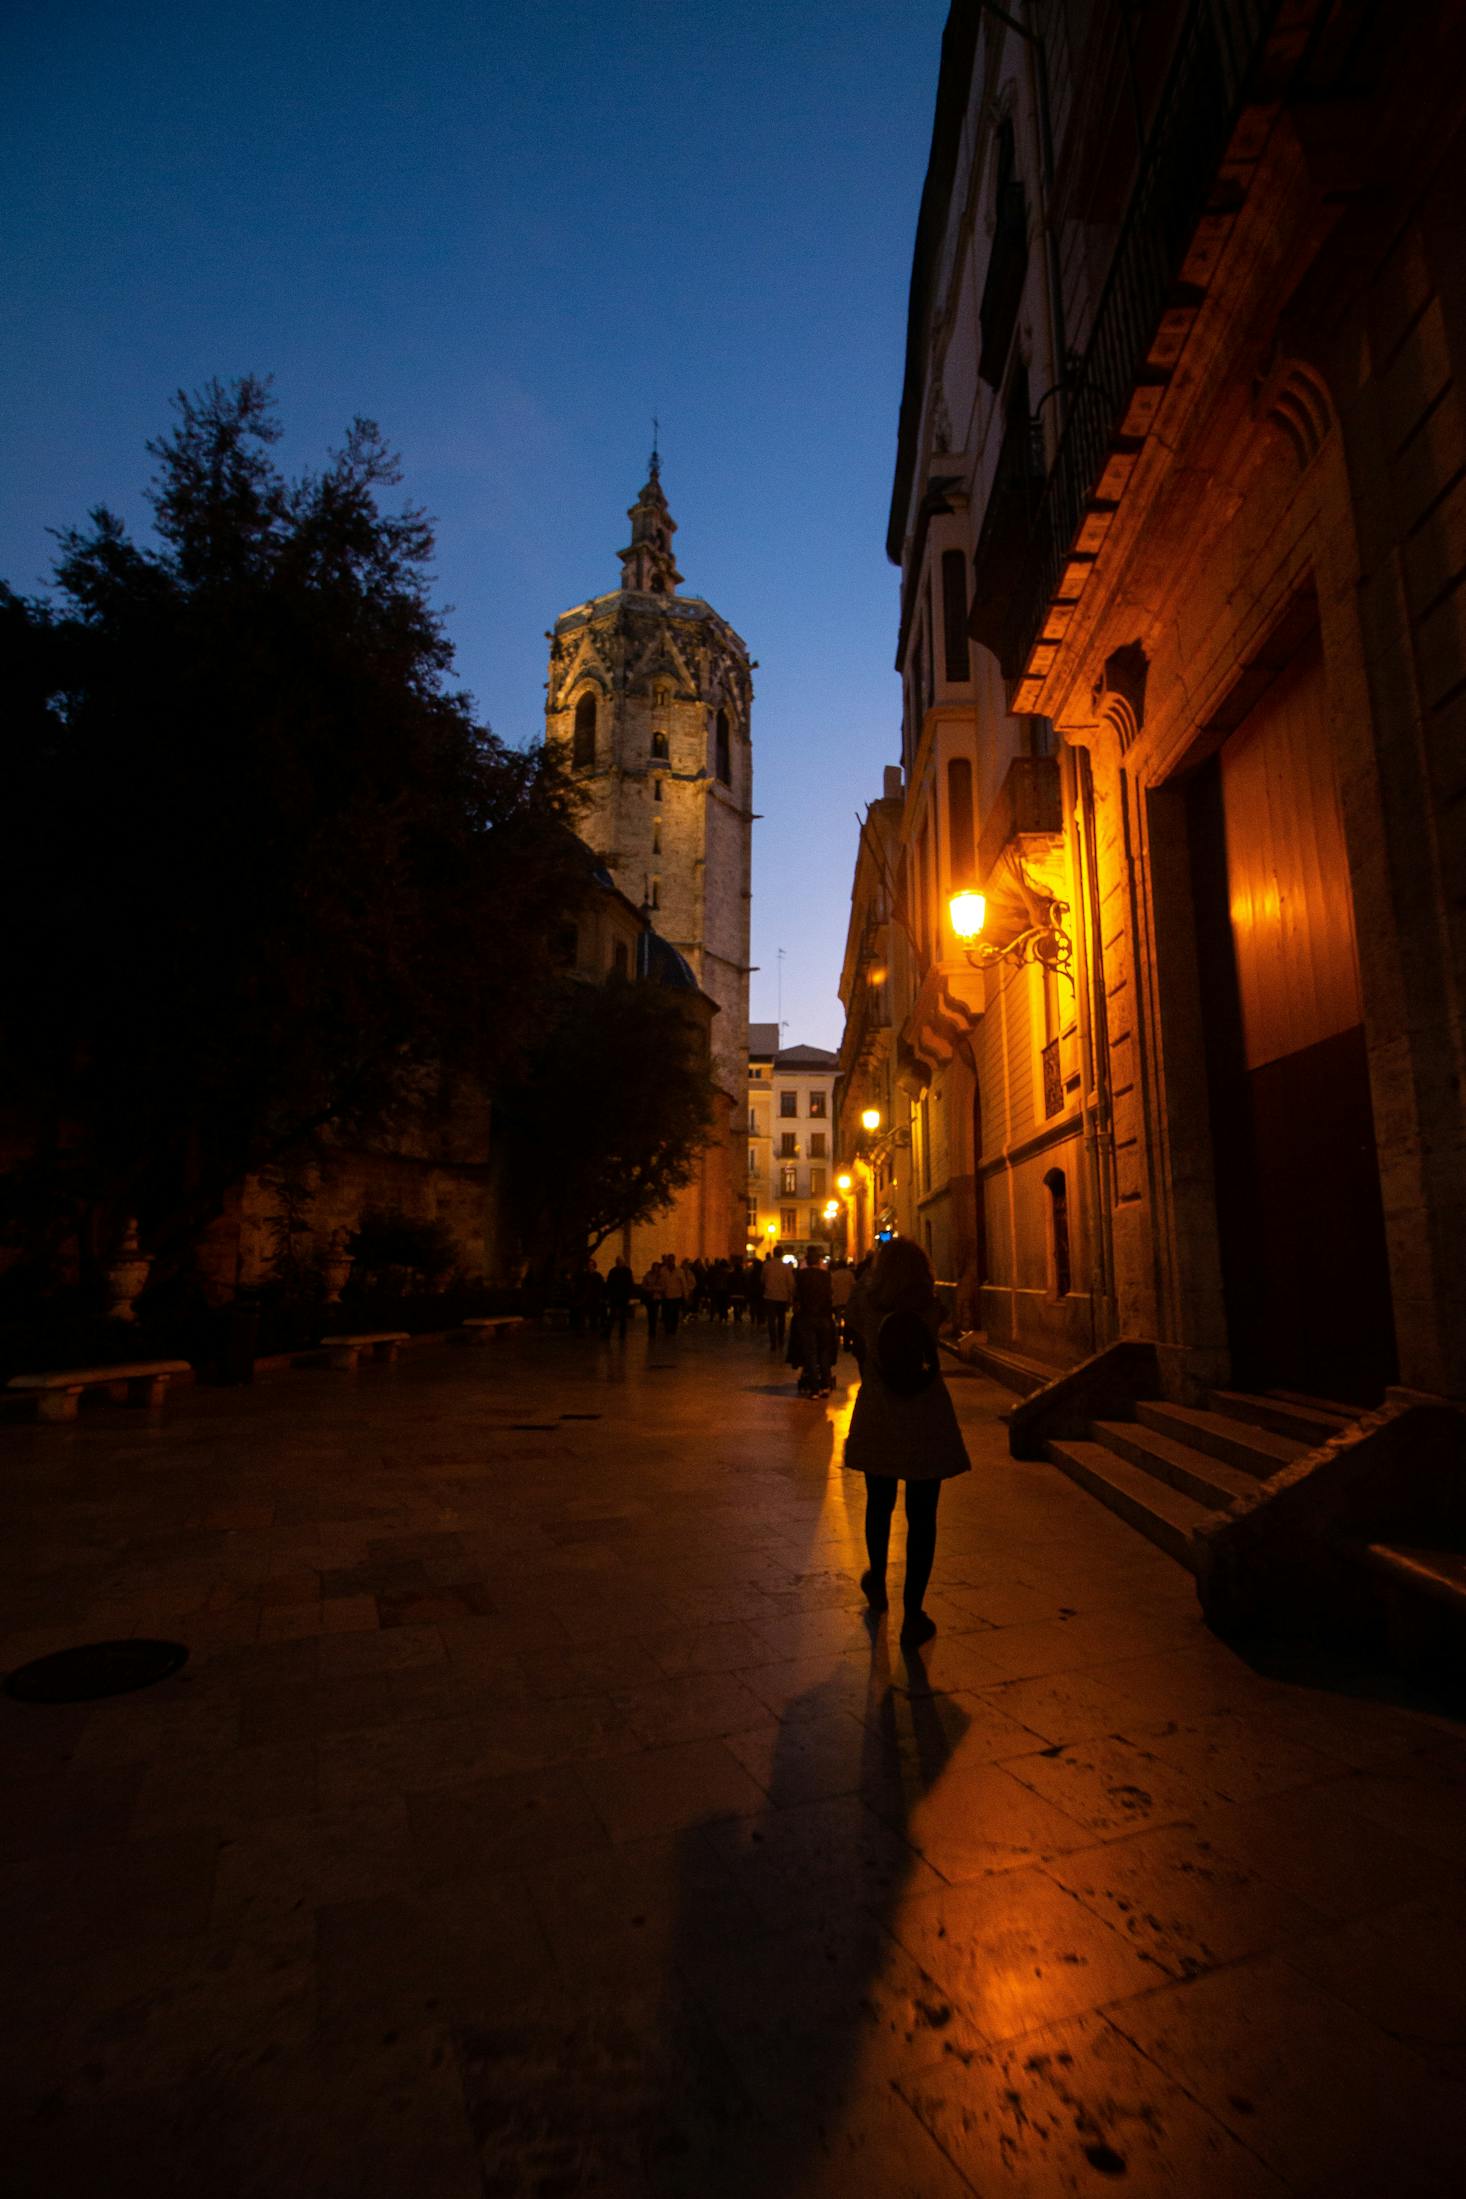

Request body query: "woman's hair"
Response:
[866, 1236, 936, 1315]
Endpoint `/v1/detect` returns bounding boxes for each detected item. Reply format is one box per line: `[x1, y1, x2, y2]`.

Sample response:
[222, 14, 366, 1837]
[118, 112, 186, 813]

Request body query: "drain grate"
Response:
[4, 1639, 188, 1704]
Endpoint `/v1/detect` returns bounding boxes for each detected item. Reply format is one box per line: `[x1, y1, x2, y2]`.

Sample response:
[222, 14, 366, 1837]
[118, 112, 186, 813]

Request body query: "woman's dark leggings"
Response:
[864, 1476, 941, 1614]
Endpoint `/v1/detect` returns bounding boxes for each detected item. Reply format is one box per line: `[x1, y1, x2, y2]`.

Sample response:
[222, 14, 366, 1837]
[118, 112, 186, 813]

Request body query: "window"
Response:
[1044, 1168, 1072, 1297]
[749, 1148, 758, 1177]
[808, 1091, 826, 1118]
[942, 549, 970, 683]
[715, 707, 731, 785]
[553, 923, 578, 968]
[779, 1133, 797, 1158]
[810, 1168, 826, 1199]
[612, 941, 629, 978]
[572, 692, 596, 770]
[747, 1110, 758, 1134]
[780, 1207, 797, 1238]
[779, 1091, 797, 1118]
[650, 879, 660, 909]
[651, 730, 669, 760]
[653, 777, 663, 802]
[809, 1133, 827, 1159]
[747, 1202, 758, 1233]
[652, 822, 662, 855]
[947, 756, 975, 884]
[781, 1164, 798, 1194]
[919, 1095, 932, 1194]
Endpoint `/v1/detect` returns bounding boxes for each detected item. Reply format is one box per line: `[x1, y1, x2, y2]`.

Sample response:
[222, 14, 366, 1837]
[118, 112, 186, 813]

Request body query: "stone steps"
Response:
[1091, 1418, 1259, 1511]
[1208, 1387, 1354, 1447]
[952, 1335, 1057, 1395]
[1044, 1438, 1209, 1569]
[1043, 1389, 1336, 1573]
[1134, 1399, 1303, 1478]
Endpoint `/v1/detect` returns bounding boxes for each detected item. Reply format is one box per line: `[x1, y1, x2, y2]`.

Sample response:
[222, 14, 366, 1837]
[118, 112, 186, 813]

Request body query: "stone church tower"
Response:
[545, 457, 754, 1114]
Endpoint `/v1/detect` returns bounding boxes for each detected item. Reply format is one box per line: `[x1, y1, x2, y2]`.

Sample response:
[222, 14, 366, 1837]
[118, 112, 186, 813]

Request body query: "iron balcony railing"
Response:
[984, 0, 1276, 684]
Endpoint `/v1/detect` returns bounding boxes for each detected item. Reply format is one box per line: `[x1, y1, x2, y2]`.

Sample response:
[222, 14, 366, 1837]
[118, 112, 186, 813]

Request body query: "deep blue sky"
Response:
[3, 1, 946, 1049]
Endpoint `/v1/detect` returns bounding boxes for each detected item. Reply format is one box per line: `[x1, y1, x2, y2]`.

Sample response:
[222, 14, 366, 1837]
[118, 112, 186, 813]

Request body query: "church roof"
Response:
[637, 928, 700, 993]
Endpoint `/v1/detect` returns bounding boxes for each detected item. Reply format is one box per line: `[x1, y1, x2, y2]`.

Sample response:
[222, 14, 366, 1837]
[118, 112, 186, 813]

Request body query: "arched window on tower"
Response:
[652, 730, 669, 761]
[715, 708, 731, 786]
[572, 693, 596, 771]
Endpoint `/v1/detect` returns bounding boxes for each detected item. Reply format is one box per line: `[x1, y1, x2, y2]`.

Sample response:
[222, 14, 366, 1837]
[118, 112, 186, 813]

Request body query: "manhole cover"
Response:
[4, 1639, 188, 1704]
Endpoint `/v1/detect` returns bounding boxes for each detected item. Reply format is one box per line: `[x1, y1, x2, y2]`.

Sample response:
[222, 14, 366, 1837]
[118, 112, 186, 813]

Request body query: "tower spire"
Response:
[618, 452, 682, 596]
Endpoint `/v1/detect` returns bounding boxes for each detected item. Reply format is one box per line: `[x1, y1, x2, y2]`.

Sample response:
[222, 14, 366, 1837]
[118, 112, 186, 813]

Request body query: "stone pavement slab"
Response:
[1, 1321, 1463, 2195]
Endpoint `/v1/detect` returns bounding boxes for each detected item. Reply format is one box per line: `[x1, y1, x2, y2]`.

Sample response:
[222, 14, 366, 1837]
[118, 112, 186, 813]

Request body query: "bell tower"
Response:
[545, 456, 754, 1121]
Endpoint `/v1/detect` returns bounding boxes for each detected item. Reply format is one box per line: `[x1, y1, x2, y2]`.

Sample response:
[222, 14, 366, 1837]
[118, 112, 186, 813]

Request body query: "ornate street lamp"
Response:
[860, 1107, 881, 1133]
[949, 886, 1073, 978]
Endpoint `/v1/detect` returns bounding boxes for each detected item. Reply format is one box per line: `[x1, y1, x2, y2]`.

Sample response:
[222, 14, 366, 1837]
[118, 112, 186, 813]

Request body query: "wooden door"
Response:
[1188, 633, 1395, 1405]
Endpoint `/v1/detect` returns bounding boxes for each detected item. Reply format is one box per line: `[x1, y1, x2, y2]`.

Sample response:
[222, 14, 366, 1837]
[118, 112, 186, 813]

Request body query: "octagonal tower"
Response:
[545, 456, 754, 1110]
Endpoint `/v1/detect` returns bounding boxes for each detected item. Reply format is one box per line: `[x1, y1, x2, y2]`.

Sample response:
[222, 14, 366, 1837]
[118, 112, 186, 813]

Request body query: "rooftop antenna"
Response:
[777, 946, 787, 1034]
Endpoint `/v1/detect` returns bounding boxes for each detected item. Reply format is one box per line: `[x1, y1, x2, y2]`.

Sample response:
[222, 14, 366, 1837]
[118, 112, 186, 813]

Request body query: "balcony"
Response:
[968, 410, 1047, 676]
[975, 0, 1276, 705]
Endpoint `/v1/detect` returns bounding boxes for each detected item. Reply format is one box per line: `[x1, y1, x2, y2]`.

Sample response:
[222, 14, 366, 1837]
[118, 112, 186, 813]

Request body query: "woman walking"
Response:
[843, 1238, 970, 1645]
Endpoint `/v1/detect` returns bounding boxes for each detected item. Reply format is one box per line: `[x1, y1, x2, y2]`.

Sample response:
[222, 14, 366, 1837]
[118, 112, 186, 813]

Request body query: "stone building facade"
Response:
[747, 1028, 841, 1258]
[864, 0, 1466, 1417]
[545, 458, 754, 1246]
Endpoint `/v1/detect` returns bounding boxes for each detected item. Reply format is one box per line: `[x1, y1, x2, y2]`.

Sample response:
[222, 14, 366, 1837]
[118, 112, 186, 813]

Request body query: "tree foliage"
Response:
[0, 377, 586, 1282]
[498, 976, 717, 1268]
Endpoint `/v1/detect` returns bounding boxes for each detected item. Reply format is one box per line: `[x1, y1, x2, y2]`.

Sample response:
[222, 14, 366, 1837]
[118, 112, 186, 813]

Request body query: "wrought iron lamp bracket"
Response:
[960, 899, 1075, 987]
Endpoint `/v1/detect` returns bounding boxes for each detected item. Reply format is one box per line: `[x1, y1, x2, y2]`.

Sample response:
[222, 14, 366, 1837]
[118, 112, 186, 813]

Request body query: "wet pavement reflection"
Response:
[2, 1320, 1464, 2194]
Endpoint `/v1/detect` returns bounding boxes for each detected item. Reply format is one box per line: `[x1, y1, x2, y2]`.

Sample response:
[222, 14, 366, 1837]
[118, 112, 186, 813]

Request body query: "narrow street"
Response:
[3, 1325, 1464, 2196]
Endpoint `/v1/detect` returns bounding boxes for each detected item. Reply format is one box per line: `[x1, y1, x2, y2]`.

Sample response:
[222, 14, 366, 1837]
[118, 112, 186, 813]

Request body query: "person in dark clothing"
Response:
[843, 1238, 971, 1646]
[791, 1249, 837, 1396]
[603, 1256, 634, 1341]
[569, 1261, 604, 1336]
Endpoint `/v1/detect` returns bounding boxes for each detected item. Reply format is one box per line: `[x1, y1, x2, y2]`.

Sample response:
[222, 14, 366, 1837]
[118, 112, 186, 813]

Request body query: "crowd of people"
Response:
[561, 1245, 866, 1392]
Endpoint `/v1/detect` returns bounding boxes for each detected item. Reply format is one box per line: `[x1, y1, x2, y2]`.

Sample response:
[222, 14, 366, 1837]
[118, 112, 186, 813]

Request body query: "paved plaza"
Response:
[2, 1322, 1464, 2196]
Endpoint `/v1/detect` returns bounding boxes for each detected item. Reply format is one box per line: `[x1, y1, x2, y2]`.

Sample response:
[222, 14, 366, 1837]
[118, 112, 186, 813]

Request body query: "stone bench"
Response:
[453, 1316, 525, 1344]
[320, 1332, 411, 1372]
[7, 1360, 191, 1424]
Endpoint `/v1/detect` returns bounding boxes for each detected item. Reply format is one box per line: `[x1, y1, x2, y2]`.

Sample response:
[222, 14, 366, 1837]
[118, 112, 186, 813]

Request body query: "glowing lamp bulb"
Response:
[860, 1108, 881, 1132]
[949, 889, 986, 942]
[836, 1172, 852, 1192]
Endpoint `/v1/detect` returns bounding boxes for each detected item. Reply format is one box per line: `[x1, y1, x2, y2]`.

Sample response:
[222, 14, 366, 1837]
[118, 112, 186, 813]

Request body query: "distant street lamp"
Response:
[836, 1172, 852, 1193]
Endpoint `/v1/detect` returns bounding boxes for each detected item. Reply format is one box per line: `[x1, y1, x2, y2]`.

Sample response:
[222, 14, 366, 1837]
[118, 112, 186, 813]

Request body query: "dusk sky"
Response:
[3, 0, 947, 1050]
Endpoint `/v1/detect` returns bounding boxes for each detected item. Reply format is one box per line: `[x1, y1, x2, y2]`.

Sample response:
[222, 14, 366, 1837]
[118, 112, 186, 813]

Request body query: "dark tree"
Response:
[0, 377, 586, 1288]
[497, 975, 717, 1270]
